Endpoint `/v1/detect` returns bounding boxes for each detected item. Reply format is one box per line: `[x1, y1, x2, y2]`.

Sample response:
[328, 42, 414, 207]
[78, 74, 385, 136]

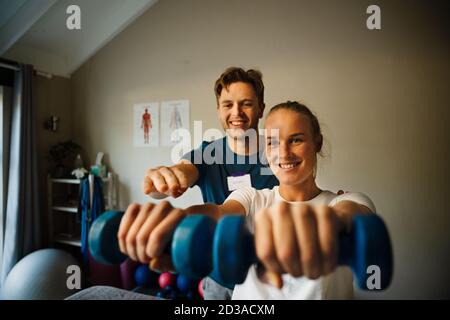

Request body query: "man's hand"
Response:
[254, 202, 351, 289]
[142, 161, 198, 199]
[117, 201, 187, 272]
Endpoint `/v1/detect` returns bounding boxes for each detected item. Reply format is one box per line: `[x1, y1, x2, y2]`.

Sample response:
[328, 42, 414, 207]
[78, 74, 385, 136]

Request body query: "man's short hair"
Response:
[214, 67, 264, 106]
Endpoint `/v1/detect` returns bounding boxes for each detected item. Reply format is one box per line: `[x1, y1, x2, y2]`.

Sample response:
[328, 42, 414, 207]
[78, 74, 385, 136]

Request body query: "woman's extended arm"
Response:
[185, 200, 246, 221]
[332, 200, 374, 233]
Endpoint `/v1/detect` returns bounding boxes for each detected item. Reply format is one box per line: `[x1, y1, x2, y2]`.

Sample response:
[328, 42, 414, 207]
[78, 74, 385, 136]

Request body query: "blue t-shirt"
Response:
[182, 137, 279, 204]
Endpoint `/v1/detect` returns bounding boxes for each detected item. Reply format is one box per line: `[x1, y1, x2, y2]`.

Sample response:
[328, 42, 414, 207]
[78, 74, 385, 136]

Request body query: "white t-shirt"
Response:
[225, 186, 376, 300]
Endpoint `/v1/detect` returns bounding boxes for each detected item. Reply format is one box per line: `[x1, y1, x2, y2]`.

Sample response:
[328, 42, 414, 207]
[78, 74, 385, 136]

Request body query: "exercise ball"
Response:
[158, 272, 176, 289]
[0, 248, 81, 300]
[134, 264, 158, 288]
[198, 278, 204, 298]
[176, 274, 197, 293]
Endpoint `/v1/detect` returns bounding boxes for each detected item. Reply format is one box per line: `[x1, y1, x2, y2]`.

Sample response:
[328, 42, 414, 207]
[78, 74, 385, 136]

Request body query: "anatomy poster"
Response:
[133, 102, 159, 147]
[160, 100, 190, 146]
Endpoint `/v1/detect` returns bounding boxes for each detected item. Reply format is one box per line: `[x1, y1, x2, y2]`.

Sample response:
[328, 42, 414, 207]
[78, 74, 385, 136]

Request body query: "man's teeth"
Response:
[279, 162, 300, 169]
[231, 121, 245, 126]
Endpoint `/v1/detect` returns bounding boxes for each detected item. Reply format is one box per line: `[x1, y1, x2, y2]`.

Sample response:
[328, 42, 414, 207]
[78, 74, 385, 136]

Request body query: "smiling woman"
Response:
[265, 101, 324, 202]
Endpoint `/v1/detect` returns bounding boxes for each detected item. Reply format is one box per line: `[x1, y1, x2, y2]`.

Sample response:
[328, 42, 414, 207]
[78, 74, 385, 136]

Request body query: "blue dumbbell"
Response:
[88, 210, 215, 267]
[172, 214, 393, 290]
[88, 211, 220, 286]
[89, 211, 393, 290]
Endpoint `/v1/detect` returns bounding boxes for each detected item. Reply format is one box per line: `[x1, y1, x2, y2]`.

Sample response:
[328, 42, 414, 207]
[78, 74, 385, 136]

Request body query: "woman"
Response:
[118, 101, 375, 299]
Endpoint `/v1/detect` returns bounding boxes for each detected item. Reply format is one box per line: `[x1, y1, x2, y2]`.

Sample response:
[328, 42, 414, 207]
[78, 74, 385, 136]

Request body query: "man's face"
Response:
[217, 82, 264, 140]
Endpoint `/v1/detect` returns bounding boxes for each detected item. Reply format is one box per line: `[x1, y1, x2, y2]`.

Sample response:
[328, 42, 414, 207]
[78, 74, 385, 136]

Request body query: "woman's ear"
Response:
[316, 134, 323, 152]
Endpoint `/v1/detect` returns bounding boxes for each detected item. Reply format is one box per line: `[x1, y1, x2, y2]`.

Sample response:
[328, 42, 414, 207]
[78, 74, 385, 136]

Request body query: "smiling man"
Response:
[141, 67, 279, 299]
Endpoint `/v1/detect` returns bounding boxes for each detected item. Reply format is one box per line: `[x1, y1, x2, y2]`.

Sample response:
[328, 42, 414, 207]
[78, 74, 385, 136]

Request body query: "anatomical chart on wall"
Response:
[160, 100, 190, 147]
[133, 102, 159, 147]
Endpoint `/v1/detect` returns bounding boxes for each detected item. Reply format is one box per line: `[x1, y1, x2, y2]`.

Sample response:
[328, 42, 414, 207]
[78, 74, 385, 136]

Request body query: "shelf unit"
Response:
[47, 173, 117, 248]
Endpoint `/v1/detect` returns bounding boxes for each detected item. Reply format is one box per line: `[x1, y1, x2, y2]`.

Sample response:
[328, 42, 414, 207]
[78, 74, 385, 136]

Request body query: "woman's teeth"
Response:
[279, 162, 300, 169]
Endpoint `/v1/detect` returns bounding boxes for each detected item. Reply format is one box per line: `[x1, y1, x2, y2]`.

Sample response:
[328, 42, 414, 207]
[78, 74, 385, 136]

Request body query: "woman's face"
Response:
[265, 109, 318, 186]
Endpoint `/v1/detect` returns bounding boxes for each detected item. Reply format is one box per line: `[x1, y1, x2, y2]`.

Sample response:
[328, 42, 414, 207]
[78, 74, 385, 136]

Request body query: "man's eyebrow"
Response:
[290, 132, 305, 137]
[221, 99, 254, 103]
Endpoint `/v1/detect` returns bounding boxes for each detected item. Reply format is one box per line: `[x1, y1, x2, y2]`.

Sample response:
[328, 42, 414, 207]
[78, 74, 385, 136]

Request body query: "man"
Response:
[141, 67, 279, 299]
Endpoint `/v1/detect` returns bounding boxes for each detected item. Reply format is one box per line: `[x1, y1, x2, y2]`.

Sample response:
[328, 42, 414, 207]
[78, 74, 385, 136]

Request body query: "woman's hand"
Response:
[117, 201, 187, 272]
[116, 199, 236, 273]
[254, 202, 351, 288]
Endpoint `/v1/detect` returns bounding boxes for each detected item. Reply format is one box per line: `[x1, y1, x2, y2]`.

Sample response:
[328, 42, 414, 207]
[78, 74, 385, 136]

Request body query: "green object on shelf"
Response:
[90, 165, 106, 178]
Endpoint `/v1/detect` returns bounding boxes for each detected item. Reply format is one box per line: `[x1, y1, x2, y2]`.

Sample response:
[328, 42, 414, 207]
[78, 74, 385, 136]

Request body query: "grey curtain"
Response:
[0, 64, 42, 285]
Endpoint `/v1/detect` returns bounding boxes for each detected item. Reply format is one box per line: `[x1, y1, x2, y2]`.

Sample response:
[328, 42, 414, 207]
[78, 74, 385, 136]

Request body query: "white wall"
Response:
[70, 0, 450, 299]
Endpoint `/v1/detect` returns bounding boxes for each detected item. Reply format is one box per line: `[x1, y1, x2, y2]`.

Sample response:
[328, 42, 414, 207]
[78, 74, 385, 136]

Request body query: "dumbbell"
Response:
[171, 214, 392, 290]
[89, 211, 393, 290]
[88, 210, 212, 265]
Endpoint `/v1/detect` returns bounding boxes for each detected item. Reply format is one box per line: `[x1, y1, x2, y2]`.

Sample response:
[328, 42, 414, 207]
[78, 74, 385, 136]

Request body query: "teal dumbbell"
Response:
[88, 210, 216, 269]
[178, 214, 393, 290]
[89, 211, 393, 290]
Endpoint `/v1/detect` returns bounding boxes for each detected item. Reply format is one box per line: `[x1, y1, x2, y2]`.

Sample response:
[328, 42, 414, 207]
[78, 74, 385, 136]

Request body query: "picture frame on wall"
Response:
[160, 100, 190, 147]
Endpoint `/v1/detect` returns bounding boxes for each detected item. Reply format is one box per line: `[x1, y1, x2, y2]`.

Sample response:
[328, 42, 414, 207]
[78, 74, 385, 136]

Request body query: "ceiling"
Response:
[0, 0, 158, 78]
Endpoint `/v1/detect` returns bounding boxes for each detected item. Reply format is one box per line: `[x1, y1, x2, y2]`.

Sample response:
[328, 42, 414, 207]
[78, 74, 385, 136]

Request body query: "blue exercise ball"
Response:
[134, 264, 157, 288]
[0, 248, 81, 300]
[176, 274, 197, 293]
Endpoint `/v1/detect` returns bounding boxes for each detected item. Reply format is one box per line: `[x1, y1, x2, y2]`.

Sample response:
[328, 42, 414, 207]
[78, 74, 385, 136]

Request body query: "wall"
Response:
[70, 0, 450, 299]
[34, 75, 72, 242]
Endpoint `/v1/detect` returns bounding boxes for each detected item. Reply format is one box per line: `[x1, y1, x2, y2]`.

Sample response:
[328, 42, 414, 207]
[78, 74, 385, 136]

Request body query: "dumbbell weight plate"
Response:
[348, 214, 393, 290]
[89, 210, 127, 265]
[210, 215, 256, 289]
[171, 215, 216, 279]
